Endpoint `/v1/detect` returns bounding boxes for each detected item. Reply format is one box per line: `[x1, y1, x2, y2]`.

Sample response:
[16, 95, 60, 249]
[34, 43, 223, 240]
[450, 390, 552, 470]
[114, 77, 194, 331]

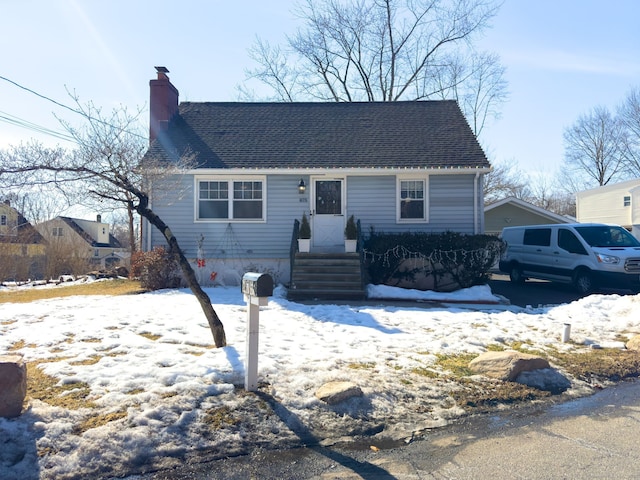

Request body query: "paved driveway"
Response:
[487, 273, 583, 307]
[487, 273, 637, 307]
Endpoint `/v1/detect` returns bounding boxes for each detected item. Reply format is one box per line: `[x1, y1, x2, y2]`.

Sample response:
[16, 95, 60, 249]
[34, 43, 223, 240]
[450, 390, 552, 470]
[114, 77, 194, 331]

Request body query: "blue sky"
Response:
[1, 0, 639, 179]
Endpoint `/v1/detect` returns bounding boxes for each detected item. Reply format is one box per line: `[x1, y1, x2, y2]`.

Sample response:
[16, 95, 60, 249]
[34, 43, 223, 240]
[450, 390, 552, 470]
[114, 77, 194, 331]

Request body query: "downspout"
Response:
[474, 172, 480, 234]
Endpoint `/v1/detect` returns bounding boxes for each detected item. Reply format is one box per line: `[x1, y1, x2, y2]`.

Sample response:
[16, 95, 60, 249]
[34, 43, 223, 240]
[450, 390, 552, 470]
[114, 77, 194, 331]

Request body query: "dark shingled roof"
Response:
[144, 101, 489, 170]
[59, 217, 122, 249]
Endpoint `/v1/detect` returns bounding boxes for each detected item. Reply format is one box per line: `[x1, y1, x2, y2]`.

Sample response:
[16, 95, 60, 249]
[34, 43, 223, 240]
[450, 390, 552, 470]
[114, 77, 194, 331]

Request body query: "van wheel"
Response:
[509, 265, 525, 284]
[573, 270, 594, 295]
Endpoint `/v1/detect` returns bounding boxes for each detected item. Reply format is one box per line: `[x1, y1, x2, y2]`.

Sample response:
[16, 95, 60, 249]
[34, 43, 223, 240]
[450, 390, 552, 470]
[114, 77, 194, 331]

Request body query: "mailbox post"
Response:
[241, 272, 274, 391]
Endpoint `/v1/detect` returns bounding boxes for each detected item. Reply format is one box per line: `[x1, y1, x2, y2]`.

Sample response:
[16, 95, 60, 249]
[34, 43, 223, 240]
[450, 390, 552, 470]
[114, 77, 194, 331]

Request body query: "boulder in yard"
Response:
[315, 381, 363, 405]
[516, 368, 571, 394]
[469, 350, 550, 382]
[626, 335, 640, 352]
[0, 354, 27, 418]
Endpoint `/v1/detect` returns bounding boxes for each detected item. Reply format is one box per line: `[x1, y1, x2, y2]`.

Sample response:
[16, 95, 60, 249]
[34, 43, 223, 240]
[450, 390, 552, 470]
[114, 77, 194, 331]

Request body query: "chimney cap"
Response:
[155, 66, 169, 73]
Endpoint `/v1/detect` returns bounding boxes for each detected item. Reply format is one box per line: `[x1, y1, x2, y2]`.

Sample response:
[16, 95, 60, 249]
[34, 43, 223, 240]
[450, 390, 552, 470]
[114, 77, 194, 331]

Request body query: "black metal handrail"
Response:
[289, 218, 300, 286]
[356, 219, 366, 293]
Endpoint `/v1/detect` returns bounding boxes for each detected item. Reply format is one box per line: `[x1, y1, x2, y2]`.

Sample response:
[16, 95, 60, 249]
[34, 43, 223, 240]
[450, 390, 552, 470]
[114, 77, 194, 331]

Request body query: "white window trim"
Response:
[396, 175, 429, 223]
[194, 175, 267, 223]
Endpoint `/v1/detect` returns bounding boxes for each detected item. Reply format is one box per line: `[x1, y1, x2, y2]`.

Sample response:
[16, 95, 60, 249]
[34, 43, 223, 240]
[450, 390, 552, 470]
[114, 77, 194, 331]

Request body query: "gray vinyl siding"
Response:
[147, 174, 303, 259]
[145, 172, 481, 258]
[346, 174, 478, 234]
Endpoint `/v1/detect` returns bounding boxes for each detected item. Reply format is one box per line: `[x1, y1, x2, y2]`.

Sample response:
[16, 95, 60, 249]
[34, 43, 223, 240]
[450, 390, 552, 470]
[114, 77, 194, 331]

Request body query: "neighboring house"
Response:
[141, 67, 490, 286]
[36, 215, 129, 275]
[484, 197, 573, 236]
[0, 200, 47, 281]
[576, 179, 640, 239]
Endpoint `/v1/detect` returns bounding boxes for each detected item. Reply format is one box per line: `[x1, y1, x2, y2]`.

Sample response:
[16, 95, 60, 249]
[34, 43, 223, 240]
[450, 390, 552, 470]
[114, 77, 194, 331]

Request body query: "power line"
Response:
[0, 74, 147, 141]
[0, 110, 75, 143]
[0, 74, 87, 118]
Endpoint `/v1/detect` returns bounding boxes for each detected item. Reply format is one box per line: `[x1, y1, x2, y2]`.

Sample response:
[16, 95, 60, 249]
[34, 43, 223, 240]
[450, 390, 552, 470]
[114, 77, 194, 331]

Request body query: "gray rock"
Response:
[0, 354, 27, 418]
[469, 350, 550, 381]
[315, 381, 363, 405]
[515, 368, 571, 394]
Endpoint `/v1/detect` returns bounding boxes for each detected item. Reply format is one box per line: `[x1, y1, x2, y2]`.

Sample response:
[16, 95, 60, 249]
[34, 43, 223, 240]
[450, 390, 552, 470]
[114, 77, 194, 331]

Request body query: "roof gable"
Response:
[145, 101, 489, 170]
[485, 197, 572, 224]
[0, 203, 46, 245]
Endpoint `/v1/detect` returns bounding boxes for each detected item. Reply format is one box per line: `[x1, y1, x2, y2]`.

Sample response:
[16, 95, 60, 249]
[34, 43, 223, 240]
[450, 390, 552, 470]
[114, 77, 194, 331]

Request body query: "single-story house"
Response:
[141, 67, 491, 287]
[484, 196, 573, 236]
[0, 200, 47, 281]
[576, 178, 640, 239]
[36, 215, 128, 275]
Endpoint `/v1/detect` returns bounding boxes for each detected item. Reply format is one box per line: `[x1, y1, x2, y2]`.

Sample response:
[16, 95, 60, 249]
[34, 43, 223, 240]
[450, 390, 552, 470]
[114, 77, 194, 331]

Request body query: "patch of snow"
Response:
[0, 283, 639, 478]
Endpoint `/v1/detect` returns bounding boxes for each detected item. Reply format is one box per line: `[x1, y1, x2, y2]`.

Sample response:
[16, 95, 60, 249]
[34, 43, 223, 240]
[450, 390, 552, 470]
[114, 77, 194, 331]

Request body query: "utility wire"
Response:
[0, 110, 75, 143]
[0, 74, 147, 141]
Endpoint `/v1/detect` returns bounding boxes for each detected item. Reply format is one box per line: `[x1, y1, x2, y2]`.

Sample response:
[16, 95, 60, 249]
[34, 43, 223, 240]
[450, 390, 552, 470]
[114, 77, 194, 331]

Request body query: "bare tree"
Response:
[562, 105, 628, 190]
[619, 86, 640, 177]
[525, 173, 576, 217]
[2, 189, 69, 225]
[483, 159, 530, 205]
[0, 103, 227, 347]
[244, 0, 506, 137]
[109, 211, 135, 252]
[432, 50, 508, 138]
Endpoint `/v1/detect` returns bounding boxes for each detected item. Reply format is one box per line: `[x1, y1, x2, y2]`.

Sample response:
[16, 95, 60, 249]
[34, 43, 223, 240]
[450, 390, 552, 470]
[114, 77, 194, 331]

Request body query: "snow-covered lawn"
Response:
[1, 282, 639, 479]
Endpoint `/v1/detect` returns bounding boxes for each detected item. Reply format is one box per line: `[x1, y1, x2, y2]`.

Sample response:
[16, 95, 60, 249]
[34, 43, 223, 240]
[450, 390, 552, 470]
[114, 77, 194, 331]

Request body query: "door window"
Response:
[315, 180, 341, 215]
[558, 229, 587, 255]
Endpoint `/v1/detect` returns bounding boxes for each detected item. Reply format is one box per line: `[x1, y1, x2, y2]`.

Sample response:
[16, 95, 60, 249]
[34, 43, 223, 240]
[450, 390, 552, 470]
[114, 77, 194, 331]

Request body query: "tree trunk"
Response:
[137, 203, 227, 347]
[127, 201, 136, 254]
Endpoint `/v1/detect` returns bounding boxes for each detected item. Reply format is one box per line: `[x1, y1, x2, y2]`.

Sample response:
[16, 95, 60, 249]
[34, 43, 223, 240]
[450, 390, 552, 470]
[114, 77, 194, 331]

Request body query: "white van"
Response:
[499, 223, 640, 294]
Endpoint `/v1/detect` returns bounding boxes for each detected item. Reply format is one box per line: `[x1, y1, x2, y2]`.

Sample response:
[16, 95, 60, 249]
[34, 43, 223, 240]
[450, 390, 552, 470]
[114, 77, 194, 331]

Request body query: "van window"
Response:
[523, 228, 551, 246]
[575, 225, 640, 247]
[558, 229, 587, 255]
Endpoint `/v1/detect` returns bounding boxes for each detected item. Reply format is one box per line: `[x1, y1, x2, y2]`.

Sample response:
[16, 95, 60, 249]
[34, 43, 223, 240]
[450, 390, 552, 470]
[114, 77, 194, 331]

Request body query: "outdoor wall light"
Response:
[298, 178, 306, 194]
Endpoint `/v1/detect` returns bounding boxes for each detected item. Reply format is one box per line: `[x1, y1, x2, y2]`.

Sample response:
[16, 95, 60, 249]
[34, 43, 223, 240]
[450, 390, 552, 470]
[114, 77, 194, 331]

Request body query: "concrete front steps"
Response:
[288, 252, 366, 301]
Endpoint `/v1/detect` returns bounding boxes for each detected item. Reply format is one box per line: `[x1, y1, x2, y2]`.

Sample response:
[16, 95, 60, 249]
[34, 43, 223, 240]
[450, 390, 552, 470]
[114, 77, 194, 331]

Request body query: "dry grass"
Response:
[69, 355, 102, 366]
[435, 353, 477, 377]
[550, 348, 640, 382]
[438, 348, 640, 411]
[0, 279, 144, 304]
[453, 379, 551, 410]
[27, 361, 95, 410]
[139, 332, 162, 341]
[73, 411, 128, 435]
[202, 406, 241, 430]
[348, 361, 376, 370]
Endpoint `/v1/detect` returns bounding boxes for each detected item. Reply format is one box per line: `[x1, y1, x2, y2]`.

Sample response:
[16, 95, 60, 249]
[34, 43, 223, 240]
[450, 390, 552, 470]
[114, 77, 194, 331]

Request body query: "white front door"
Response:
[312, 178, 345, 248]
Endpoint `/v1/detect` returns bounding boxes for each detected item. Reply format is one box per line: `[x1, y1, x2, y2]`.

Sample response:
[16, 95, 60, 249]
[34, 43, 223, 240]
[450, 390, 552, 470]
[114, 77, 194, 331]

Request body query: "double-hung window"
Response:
[397, 176, 428, 222]
[197, 177, 265, 221]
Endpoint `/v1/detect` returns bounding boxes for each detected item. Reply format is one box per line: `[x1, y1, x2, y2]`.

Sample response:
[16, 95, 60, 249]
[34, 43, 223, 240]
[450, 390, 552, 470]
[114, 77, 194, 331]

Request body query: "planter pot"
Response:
[298, 238, 311, 253]
[345, 239, 357, 253]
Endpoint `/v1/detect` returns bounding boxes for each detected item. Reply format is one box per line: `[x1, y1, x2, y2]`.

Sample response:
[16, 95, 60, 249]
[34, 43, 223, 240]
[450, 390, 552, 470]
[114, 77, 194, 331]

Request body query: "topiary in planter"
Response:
[344, 215, 357, 240]
[299, 213, 311, 239]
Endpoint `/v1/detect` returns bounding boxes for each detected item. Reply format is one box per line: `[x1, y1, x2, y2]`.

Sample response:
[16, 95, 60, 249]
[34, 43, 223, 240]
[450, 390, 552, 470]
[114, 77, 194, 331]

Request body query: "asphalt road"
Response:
[128, 380, 640, 479]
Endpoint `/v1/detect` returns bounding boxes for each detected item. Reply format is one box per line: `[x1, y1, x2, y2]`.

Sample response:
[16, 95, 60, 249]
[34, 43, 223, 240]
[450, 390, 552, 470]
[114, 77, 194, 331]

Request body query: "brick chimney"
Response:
[149, 66, 179, 144]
